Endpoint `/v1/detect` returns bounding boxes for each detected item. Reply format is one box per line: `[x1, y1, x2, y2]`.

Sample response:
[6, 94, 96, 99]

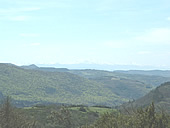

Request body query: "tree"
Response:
[47, 106, 73, 128]
[83, 102, 170, 128]
[0, 96, 38, 128]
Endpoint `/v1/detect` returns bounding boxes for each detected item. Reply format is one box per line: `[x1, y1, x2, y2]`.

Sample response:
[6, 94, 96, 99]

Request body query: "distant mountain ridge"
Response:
[37, 63, 169, 71]
[115, 70, 170, 77]
[21, 64, 69, 72]
[22, 64, 170, 77]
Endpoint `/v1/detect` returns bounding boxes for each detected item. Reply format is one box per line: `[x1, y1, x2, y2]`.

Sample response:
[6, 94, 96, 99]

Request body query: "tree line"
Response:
[0, 97, 170, 128]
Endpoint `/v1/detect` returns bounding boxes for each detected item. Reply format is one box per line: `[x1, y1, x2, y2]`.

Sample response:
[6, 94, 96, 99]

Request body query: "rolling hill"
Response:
[0, 63, 123, 107]
[1, 63, 170, 107]
[21, 64, 69, 72]
[69, 69, 170, 87]
[68, 69, 170, 99]
[22, 65, 170, 88]
[21, 65, 170, 102]
[121, 82, 170, 112]
[115, 70, 170, 77]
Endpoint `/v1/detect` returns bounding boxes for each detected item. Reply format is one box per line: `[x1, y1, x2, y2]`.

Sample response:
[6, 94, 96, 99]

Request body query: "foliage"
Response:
[0, 96, 37, 128]
[0, 98, 170, 128]
[69, 69, 170, 100]
[47, 107, 72, 128]
[69, 69, 170, 87]
[123, 82, 170, 112]
[0, 63, 121, 107]
[1, 63, 170, 107]
[23, 105, 100, 128]
[22, 64, 170, 104]
[79, 106, 87, 112]
[83, 103, 170, 128]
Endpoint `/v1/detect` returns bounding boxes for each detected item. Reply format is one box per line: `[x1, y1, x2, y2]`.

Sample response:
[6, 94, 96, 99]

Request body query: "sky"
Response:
[0, 0, 170, 69]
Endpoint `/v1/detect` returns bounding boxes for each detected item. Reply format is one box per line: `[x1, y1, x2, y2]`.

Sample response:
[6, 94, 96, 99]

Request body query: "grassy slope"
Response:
[0, 63, 123, 106]
[70, 106, 115, 115]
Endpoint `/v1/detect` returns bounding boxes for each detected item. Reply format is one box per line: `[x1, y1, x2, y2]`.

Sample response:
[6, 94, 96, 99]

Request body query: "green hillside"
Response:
[21, 65, 170, 102]
[69, 69, 116, 79]
[22, 65, 170, 88]
[123, 82, 170, 112]
[69, 69, 170, 99]
[92, 76, 150, 99]
[70, 69, 170, 87]
[0, 63, 123, 107]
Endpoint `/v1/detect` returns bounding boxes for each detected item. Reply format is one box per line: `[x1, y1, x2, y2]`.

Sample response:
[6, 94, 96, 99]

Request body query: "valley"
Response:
[1, 63, 170, 127]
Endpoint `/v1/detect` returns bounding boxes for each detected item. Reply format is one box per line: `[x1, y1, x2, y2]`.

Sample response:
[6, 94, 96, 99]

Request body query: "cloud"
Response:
[20, 33, 40, 37]
[168, 17, 170, 21]
[30, 43, 41, 46]
[21, 7, 41, 11]
[95, 0, 115, 12]
[8, 16, 31, 21]
[21, 42, 41, 47]
[0, 7, 40, 21]
[137, 51, 151, 55]
[9, 0, 72, 9]
[0, 7, 41, 14]
[103, 41, 125, 48]
[135, 28, 170, 44]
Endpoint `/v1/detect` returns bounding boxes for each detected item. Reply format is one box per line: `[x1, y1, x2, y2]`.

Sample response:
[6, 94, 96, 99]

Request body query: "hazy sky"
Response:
[1, 0, 170, 69]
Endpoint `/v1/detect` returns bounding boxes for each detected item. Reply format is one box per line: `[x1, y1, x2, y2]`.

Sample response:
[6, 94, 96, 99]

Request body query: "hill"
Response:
[22, 65, 170, 88]
[68, 69, 170, 99]
[0, 63, 122, 107]
[115, 70, 170, 77]
[21, 65, 170, 102]
[122, 82, 170, 112]
[69, 69, 170, 87]
[21, 64, 69, 72]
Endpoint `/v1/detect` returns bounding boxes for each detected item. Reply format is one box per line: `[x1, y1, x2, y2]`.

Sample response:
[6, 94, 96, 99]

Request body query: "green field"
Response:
[69, 106, 115, 115]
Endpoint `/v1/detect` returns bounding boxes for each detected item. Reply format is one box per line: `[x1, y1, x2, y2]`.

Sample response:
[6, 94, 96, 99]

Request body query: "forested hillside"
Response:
[0, 63, 121, 107]
[120, 82, 170, 113]
[21, 65, 170, 101]
[69, 69, 170, 87]
[69, 69, 170, 99]
[1, 64, 170, 127]
[1, 63, 170, 107]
